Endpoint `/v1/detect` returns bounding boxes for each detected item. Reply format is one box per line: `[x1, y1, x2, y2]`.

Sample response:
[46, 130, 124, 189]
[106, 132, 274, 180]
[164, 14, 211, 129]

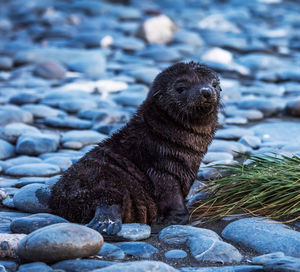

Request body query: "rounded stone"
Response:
[0, 234, 26, 259]
[116, 223, 151, 241]
[17, 223, 103, 262]
[0, 139, 15, 160]
[17, 262, 53, 272]
[13, 184, 51, 213]
[33, 61, 67, 80]
[2, 123, 40, 143]
[61, 130, 106, 146]
[10, 213, 68, 234]
[165, 249, 187, 259]
[6, 163, 60, 177]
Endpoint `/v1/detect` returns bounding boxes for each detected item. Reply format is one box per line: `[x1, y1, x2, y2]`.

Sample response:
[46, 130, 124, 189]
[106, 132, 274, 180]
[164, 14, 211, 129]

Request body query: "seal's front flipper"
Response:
[86, 204, 122, 236]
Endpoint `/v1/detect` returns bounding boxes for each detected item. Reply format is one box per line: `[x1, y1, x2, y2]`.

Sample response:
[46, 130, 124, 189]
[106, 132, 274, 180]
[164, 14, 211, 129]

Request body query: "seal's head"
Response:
[148, 62, 221, 122]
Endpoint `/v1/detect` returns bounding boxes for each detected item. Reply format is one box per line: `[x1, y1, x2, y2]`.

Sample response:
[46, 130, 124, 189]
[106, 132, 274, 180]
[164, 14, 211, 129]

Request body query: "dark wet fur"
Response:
[50, 62, 221, 226]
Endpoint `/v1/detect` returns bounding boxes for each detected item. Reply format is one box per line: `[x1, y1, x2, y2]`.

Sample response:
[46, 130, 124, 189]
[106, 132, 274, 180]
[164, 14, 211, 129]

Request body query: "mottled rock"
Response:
[34, 61, 66, 80]
[0, 140, 15, 160]
[116, 224, 151, 241]
[17, 223, 103, 262]
[113, 242, 158, 258]
[10, 213, 68, 234]
[6, 163, 60, 177]
[92, 261, 177, 272]
[98, 243, 125, 260]
[159, 225, 242, 263]
[222, 217, 300, 257]
[0, 234, 26, 259]
[13, 184, 51, 213]
[16, 133, 59, 155]
[136, 15, 177, 44]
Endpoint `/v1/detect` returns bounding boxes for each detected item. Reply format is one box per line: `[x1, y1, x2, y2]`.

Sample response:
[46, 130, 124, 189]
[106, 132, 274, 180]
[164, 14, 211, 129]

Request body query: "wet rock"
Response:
[16, 133, 59, 155]
[9, 92, 41, 105]
[285, 99, 300, 117]
[98, 243, 125, 260]
[252, 252, 285, 265]
[180, 265, 263, 272]
[21, 104, 65, 118]
[61, 130, 106, 146]
[263, 256, 300, 272]
[6, 163, 60, 177]
[159, 225, 242, 264]
[17, 262, 53, 272]
[0, 234, 26, 259]
[13, 184, 51, 213]
[1, 123, 40, 143]
[0, 140, 15, 160]
[116, 224, 151, 241]
[43, 116, 92, 129]
[10, 213, 68, 234]
[113, 242, 158, 258]
[165, 249, 187, 259]
[222, 217, 300, 257]
[52, 259, 114, 272]
[0, 260, 17, 272]
[33, 61, 66, 80]
[92, 261, 177, 272]
[0, 105, 33, 126]
[17, 223, 103, 262]
[136, 15, 177, 44]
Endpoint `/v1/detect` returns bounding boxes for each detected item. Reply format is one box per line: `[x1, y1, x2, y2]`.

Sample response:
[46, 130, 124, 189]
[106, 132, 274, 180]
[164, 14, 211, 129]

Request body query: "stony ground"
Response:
[0, 0, 300, 271]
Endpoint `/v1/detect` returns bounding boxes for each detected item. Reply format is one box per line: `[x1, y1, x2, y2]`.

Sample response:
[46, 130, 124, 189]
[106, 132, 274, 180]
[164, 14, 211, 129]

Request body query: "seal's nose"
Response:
[200, 87, 212, 99]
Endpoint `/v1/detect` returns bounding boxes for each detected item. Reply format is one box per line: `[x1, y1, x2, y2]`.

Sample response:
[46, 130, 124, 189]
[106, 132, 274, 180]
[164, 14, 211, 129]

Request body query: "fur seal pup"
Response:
[50, 62, 221, 235]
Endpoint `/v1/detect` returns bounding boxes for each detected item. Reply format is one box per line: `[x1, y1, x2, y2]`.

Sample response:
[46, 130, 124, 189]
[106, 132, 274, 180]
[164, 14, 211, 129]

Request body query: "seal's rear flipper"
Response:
[86, 204, 122, 236]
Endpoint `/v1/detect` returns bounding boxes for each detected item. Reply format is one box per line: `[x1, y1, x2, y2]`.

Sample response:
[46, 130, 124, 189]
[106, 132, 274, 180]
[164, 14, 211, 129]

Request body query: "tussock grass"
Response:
[191, 154, 300, 223]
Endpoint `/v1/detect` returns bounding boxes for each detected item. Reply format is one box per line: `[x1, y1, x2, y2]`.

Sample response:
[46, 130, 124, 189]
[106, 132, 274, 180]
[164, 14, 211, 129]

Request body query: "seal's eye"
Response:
[175, 82, 187, 94]
[212, 80, 219, 88]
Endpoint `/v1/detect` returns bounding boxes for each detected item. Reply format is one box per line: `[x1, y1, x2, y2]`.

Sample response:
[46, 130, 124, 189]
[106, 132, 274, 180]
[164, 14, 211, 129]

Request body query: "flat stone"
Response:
[92, 261, 178, 272]
[13, 184, 51, 213]
[0, 234, 26, 259]
[0, 105, 33, 126]
[137, 45, 181, 62]
[61, 130, 106, 146]
[1, 123, 40, 143]
[208, 140, 249, 157]
[180, 265, 263, 272]
[113, 36, 145, 51]
[159, 225, 242, 264]
[21, 104, 65, 118]
[43, 156, 72, 171]
[0, 140, 15, 160]
[215, 128, 253, 140]
[17, 223, 103, 262]
[43, 116, 92, 129]
[252, 122, 300, 145]
[165, 249, 187, 259]
[0, 211, 31, 234]
[52, 259, 115, 272]
[10, 213, 68, 234]
[127, 67, 161, 85]
[17, 262, 53, 272]
[34, 61, 66, 80]
[58, 99, 97, 113]
[114, 93, 146, 107]
[1, 156, 43, 171]
[9, 92, 41, 105]
[16, 177, 49, 188]
[263, 256, 300, 272]
[222, 217, 300, 257]
[116, 224, 151, 241]
[252, 252, 285, 265]
[113, 242, 158, 258]
[203, 152, 234, 164]
[6, 163, 60, 177]
[16, 133, 59, 155]
[98, 243, 125, 260]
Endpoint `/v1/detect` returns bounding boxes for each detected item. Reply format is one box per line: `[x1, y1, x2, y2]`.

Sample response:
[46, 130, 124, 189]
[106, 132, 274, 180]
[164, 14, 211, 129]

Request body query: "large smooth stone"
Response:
[17, 223, 103, 262]
[10, 213, 68, 234]
[252, 121, 300, 145]
[0, 234, 26, 258]
[1, 123, 40, 143]
[0, 105, 33, 126]
[61, 130, 106, 146]
[6, 163, 60, 177]
[0, 140, 15, 160]
[17, 262, 53, 272]
[98, 243, 125, 260]
[222, 217, 300, 257]
[16, 133, 59, 155]
[13, 184, 51, 213]
[34, 61, 66, 80]
[159, 225, 242, 264]
[91, 261, 178, 272]
[52, 259, 115, 272]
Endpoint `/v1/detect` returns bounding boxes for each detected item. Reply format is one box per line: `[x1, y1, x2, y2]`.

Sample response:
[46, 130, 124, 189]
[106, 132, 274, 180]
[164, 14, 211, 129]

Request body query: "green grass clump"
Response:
[191, 154, 300, 223]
